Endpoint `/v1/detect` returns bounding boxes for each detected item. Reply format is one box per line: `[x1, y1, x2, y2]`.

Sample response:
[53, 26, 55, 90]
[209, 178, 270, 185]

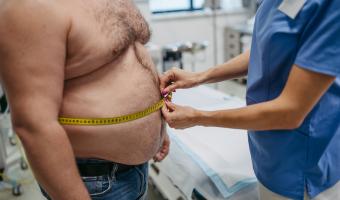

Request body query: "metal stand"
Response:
[0, 94, 28, 196]
[162, 42, 208, 73]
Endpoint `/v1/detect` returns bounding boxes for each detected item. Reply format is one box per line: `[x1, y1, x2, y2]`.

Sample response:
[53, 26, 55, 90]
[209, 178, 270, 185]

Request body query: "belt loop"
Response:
[111, 164, 119, 181]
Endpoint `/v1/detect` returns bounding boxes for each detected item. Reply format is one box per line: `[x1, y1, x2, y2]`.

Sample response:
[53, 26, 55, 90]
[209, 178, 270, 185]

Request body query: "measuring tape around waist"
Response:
[58, 93, 172, 126]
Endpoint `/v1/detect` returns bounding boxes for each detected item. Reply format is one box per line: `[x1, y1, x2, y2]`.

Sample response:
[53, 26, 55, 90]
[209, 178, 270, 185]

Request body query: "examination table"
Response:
[149, 86, 258, 200]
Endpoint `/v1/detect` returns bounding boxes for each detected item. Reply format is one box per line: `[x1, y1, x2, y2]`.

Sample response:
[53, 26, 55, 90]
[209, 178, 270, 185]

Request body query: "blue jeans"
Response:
[41, 159, 149, 200]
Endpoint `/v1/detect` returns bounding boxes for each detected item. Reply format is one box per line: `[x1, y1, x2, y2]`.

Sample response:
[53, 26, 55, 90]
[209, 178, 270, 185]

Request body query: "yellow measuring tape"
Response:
[59, 93, 172, 126]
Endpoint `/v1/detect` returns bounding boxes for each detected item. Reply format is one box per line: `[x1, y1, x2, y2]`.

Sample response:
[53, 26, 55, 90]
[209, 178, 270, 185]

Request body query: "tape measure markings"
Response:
[59, 94, 171, 126]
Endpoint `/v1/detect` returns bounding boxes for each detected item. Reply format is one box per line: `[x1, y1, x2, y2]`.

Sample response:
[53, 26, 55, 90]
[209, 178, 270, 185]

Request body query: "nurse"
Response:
[160, 0, 340, 200]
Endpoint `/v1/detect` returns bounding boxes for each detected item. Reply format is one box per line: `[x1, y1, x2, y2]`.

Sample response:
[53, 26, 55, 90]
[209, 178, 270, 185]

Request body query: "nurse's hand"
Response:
[162, 101, 200, 129]
[160, 67, 204, 94]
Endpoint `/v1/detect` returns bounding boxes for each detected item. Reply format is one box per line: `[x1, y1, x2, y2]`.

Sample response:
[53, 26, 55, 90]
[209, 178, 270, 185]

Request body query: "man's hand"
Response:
[160, 67, 204, 95]
[162, 101, 201, 129]
[153, 133, 170, 162]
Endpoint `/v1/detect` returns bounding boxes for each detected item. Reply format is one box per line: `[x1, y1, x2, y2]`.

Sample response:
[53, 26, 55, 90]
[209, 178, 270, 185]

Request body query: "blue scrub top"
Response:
[247, 0, 340, 199]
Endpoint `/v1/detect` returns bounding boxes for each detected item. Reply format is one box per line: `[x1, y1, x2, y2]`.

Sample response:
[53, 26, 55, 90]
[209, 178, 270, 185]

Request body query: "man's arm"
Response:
[160, 50, 250, 94]
[163, 65, 335, 130]
[0, 2, 90, 199]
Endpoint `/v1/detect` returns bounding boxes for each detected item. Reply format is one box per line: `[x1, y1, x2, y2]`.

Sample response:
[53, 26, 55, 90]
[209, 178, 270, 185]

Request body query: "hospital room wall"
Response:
[149, 12, 247, 73]
[135, 0, 248, 89]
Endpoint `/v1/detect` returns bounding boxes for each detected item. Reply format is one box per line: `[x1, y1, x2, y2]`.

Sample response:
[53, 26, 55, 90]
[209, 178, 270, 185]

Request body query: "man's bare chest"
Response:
[64, 0, 151, 79]
[86, 0, 150, 46]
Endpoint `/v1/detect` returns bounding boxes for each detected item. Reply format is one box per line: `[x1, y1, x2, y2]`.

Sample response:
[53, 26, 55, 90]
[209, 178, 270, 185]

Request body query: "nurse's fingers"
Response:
[160, 70, 175, 92]
[163, 83, 179, 95]
[161, 104, 171, 120]
[165, 101, 176, 111]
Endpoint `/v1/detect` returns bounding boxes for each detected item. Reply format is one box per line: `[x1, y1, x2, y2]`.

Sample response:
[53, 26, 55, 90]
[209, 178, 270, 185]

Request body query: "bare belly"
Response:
[60, 44, 162, 165]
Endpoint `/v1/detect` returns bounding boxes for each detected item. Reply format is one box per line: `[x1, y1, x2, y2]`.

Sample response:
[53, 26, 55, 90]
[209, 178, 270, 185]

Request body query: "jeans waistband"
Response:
[76, 158, 136, 177]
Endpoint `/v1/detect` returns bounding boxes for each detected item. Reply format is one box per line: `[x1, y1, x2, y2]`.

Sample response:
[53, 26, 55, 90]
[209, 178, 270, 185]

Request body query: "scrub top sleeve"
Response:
[295, 5, 340, 77]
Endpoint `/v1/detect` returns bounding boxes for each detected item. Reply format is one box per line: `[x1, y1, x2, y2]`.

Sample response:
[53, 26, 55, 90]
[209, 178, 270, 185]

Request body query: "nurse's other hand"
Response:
[162, 101, 200, 129]
[160, 67, 203, 94]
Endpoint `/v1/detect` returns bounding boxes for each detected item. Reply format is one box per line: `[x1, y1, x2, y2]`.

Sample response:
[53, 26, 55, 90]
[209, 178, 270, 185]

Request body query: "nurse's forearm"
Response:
[197, 65, 336, 131]
[197, 99, 302, 131]
[200, 50, 250, 84]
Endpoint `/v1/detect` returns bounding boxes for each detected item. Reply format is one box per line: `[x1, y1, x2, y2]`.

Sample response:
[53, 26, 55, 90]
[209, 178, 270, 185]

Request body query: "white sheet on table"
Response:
[159, 132, 258, 200]
[167, 86, 257, 198]
[171, 86, 237, 108]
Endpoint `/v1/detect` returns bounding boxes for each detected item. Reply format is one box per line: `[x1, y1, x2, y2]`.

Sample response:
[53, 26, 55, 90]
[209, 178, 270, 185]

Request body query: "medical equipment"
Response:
[162, 41, 209, 73]
[223, 24, 253, 85]
[242, 0, 259, 16]
[162, 44, 184, 72]
[149, 86, 258, 200]
[0, 93, 29, 196]
[180, 41, 209, 72]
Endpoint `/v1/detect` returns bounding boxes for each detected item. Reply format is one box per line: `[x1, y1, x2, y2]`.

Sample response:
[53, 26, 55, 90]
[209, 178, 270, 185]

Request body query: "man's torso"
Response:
[60, 0, 162, 165]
